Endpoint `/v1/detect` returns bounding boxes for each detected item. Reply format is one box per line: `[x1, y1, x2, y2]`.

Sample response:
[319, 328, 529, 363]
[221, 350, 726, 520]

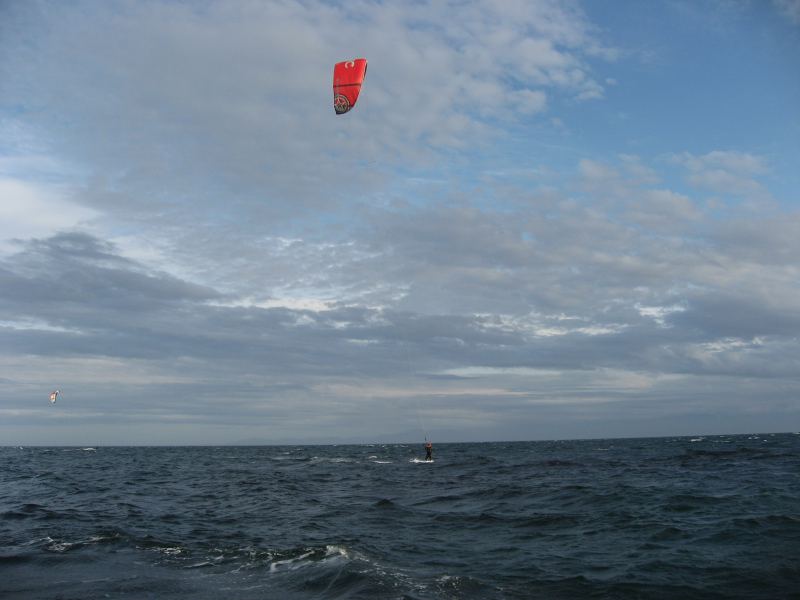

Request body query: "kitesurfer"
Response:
[425, 440, 433, 461]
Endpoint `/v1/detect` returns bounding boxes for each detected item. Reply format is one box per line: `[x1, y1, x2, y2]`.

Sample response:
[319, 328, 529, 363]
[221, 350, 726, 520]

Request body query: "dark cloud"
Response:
[1, 232, 220, 321]
[669, 290, 800, 340]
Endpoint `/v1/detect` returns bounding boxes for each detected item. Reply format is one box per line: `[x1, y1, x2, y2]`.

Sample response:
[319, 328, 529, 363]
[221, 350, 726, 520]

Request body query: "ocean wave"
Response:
[44, 532, 123, 553]
[2, 436, 798, 599]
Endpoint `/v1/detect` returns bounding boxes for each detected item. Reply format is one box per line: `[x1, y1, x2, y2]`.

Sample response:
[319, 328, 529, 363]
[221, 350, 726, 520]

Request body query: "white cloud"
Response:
[672, 151, 771, 202]
[509, 89, 548, 114]
[619, 154, 660, 185]
[674, 150, 768, 175]
[635, 304, 686, 327]
[0, 177, 97, 254]
[1, 0, 611, 198]
[627, 189, 702, 230]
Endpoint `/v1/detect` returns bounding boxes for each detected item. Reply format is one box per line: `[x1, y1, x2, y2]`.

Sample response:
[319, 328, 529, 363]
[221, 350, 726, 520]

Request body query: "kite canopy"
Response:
[49, 390, 59, 404]
[333, 58, 367, 114]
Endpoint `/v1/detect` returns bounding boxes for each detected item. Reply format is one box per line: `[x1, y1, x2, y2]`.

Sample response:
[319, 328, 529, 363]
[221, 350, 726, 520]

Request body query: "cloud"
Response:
[2, 212, 799, 443]
[0, 232, 221, 344]
[712, 212, 800, 265]
[626, 189, 702, 230]
[671, 151, 771, 203]
[1, 0, 613, 231]
[509, 89, 548, 114]
[1, 2, 798, 443]
[0, 177, 98, 255]
[773, 0, 800, 24]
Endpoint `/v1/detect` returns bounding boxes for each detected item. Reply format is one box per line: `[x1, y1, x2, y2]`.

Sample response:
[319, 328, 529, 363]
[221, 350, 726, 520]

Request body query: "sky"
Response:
[1, 0, 799, 445]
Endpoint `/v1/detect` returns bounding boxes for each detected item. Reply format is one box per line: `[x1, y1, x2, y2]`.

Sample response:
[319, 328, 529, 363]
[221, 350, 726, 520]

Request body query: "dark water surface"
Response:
[2, 434, 799, 599]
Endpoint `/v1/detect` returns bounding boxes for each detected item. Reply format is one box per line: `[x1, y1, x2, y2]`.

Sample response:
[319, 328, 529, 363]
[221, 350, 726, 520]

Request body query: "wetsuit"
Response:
[425, 442, 433, 461]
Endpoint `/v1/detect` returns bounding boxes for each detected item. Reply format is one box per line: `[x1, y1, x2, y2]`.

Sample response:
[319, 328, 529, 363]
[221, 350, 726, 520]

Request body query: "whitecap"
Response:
[46, 540, 75, 552]
[269, 550, 315, 572]
[324, 545, 349, 559]
[310, 456, 354, 464]
[26, 536, 54, 547]
[269, 545, 350, 573]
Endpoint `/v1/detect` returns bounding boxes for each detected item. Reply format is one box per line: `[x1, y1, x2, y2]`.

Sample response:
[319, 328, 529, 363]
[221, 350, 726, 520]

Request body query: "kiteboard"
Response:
[409, 458, 434, 464]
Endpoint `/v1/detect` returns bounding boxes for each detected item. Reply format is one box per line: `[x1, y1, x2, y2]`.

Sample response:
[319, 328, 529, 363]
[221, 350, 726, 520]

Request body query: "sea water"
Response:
[2, 434, 799, 599]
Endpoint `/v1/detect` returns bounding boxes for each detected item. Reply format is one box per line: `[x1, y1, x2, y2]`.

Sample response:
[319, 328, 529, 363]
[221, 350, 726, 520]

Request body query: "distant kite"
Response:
[333, 58, 367, 114]
[49, 390, 59, 404]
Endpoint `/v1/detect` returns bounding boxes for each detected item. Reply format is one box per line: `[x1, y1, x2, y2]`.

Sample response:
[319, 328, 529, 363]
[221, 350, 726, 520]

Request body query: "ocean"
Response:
[2, 434, 799, 599]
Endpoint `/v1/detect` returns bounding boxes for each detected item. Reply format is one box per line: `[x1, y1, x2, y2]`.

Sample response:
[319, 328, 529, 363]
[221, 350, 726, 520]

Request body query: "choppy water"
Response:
[2, 434, 799, 599]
